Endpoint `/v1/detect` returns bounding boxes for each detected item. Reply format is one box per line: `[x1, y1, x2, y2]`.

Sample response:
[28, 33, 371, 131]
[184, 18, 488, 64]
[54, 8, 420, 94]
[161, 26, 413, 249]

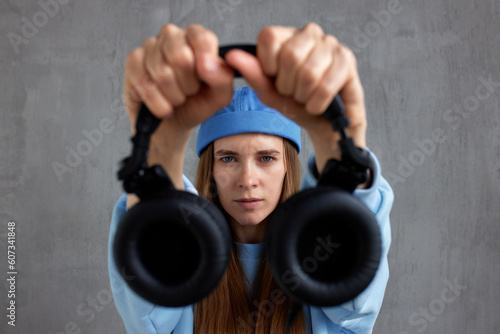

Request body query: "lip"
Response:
[235, 198, 263, 209]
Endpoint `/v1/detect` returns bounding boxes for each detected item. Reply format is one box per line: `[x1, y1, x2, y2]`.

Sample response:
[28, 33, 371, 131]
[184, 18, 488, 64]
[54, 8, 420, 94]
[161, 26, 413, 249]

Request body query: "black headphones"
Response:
[112, 101, 232, 307]
[113, 44, 381, 312]
[265, 97, 382, 309]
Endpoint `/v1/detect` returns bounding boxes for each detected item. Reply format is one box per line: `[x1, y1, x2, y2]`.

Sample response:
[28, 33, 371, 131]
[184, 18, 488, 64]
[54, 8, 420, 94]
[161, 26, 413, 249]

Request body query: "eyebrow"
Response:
[214, 149, 282, 156]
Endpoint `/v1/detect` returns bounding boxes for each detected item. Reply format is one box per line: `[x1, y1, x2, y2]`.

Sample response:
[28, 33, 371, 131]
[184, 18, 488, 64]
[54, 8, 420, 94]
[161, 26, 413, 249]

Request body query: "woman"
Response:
[108, 23, 393, 333]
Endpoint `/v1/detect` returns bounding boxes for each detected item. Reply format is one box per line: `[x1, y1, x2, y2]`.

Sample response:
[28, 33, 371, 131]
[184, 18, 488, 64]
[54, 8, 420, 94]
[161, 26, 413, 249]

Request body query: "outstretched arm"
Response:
[121, 23, 235, 208]
[226, 22, 392, 333]
[110, 22, 235, 332]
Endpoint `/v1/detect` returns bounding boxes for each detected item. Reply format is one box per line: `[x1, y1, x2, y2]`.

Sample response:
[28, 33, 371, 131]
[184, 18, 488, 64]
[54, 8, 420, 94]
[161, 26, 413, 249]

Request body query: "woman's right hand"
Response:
[123, 24, 234, 197]
[123, 23, 235, 139]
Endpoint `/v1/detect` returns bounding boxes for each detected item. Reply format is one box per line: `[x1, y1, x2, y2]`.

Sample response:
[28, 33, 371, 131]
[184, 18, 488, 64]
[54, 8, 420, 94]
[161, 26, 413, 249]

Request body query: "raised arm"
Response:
[221, 22, 391, 333]
[121, 23, 235, 207]
[110, 23, 235, 332]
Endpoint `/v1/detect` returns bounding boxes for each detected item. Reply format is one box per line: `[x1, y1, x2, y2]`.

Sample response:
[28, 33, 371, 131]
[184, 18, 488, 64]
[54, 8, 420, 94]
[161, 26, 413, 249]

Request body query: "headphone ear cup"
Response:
[114, 190, 231, 307]
[265, 187, 381, 306]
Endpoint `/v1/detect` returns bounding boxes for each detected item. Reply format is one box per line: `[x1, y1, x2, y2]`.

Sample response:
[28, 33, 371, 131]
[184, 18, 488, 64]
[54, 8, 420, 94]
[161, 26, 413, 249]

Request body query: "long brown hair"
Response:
[194, 137, 305, 334]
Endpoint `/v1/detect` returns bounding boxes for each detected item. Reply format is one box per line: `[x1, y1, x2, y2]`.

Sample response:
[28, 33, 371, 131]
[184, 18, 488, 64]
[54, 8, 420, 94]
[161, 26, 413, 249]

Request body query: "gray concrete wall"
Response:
[1, 0, 499, 333]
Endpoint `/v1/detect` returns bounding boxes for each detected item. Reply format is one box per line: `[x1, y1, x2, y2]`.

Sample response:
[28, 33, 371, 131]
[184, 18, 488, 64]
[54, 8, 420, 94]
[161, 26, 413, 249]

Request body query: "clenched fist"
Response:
[223, 23, 367, 172]
[123, 24, 235, 133]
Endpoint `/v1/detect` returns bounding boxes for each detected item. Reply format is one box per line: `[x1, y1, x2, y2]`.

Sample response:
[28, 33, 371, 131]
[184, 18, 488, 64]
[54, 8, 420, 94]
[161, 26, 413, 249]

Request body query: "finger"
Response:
[182, 52, 235, 120]
[123, 80, 141, 133]
[341, 74, 367, 149]
[275, 23, 324, 96]
[293, 34, 336, 104]
[224, 49, 278, 105]
[144, 35, 187, 108]
[184, 25, 236, 110]
[225, 49, 320, 128]
[332, 48, 366, 146]
[185, 24, 219, 61]
[305, 44, 351, 115]
[256, 25, 296, 77]
[126, 46, 174, 119]
[157, 24, 200, 97]
[308, 46, 367, 148]
[169, 54, 234, 130]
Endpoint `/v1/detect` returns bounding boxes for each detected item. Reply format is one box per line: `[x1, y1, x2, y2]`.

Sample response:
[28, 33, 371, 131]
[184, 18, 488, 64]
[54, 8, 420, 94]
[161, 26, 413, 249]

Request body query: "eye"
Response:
[261, 156, 274, 162]
[221, 156, 235, 163]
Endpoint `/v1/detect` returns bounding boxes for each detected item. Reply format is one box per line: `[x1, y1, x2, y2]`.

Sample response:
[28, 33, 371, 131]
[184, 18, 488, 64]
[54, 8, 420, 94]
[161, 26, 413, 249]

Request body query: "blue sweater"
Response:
[108, 151, 394, 333]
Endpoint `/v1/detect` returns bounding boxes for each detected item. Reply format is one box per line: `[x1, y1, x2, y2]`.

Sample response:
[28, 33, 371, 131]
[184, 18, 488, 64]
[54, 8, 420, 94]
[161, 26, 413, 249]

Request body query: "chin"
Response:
[236, 217, 264, 226]
[231, 212, 268, 227]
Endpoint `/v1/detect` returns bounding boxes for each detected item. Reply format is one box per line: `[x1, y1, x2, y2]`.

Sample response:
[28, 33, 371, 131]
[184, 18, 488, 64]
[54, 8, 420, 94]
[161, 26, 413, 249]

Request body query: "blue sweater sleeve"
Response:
[301, 149, 394, 334]
[107, 175, 198, 333]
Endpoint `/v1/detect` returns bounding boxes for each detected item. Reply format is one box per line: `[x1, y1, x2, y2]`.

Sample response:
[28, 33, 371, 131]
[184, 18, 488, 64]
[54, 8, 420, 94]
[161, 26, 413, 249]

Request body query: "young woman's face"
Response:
[212, 133, 287, 243]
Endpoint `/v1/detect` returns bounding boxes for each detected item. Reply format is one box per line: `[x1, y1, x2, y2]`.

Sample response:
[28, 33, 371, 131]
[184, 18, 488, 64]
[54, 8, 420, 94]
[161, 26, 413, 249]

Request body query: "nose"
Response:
[238, 161, 257, 190]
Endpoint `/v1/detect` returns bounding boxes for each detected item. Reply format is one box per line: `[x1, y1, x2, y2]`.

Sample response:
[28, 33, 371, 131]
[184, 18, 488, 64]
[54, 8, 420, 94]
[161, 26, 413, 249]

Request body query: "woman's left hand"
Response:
[224, 23, 367, 174]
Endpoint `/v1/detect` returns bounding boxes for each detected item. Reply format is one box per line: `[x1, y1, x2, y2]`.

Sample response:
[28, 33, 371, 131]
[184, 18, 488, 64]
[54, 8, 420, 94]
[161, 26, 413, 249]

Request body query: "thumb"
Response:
[192, 52, 235, 112]
[223, 49, 279, 103]
[224, 49, 307, 125]
[198, 53, 235, 98]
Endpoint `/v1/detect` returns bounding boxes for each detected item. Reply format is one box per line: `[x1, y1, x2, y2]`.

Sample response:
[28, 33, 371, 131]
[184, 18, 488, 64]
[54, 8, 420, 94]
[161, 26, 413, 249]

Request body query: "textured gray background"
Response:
[1, 0, 499, 333]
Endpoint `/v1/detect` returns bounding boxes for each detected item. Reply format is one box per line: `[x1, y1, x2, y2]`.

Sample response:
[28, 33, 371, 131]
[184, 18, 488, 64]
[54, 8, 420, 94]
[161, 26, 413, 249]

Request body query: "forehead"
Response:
[213, 133, 283, 152]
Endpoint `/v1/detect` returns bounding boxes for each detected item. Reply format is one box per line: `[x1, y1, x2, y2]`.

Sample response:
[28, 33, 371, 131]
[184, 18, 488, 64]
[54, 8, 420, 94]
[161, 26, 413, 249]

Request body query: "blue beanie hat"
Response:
[196, 87, 301, 157]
